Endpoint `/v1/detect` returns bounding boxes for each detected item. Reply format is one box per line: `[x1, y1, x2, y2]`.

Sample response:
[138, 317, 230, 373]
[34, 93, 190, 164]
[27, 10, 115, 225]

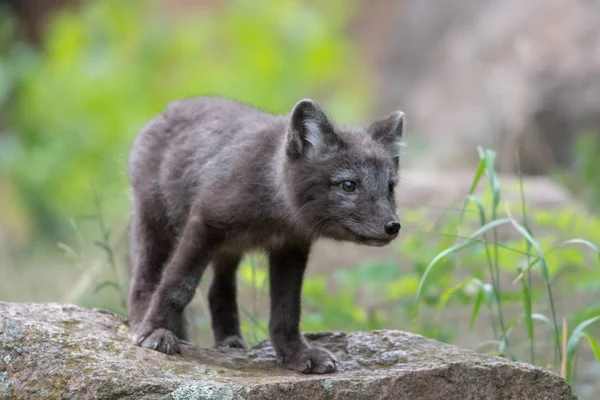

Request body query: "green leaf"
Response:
[531, 313, 556, 332]
[240, 306, 269, 337]
[469, 279, 493, 331]
[93, 241, 112, 254]
[416, 218, 513, 309]
[93, 280, 121, 294]
[456, 155, 486, 237]
[468, 157, 486, 196]
[495, 313, 558, 356]
[517, 267, 534, 348]
[522, 238, 600, 275]
[582, 332, 600, 363]
[502, 316, 523, 339]
[437, 277, 474, 315]
[57, 242, 79, 262]
[505, 207, 550, 283]
[567, 316, 600, 359]
[474, 339, 503, 354]
[466, 195, 487, 227]
[556, 238, 600, 261]
[470, 289, 484, 331]
[481, 148, 500, 209]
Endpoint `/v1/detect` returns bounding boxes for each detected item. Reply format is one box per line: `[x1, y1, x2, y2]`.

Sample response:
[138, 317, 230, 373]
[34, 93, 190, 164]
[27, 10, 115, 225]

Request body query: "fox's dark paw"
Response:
[279, 346, 338, 374]
[131, 323, 180, 355]
[216, 335, 246, 349]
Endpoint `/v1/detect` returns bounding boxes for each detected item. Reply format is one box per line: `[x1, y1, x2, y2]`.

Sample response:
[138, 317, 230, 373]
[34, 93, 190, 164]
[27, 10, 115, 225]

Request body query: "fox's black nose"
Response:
[384, 221, 401, 235]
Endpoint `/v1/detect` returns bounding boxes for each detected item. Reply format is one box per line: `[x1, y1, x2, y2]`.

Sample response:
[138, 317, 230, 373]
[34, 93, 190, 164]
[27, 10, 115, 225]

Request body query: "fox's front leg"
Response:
[131, 212, 216, 354]
[268, 243, 337, 374]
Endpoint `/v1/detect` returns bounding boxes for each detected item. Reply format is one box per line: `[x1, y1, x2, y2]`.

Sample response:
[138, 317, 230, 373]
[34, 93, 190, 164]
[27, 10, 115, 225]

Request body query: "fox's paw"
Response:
[279, 346, 338, 374]
[216, 335, 246, 349]
[131, 323, 180, 355]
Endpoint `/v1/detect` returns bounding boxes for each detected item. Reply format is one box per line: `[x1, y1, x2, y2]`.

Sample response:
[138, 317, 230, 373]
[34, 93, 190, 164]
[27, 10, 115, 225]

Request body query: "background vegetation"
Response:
[0, 0, 598, 398]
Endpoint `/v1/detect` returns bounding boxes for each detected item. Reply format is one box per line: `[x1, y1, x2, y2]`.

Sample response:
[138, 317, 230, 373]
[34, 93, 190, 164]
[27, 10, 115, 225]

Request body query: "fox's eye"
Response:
[341, 181, 356, 192]
[388, 182, 395, 193]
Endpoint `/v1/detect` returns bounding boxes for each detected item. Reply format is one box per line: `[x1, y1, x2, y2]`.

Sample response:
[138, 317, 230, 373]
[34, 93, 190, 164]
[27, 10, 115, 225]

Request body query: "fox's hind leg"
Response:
[127, 197, 174, 334]
[131, 210, 217, 354]
[208, 251, 246, 349]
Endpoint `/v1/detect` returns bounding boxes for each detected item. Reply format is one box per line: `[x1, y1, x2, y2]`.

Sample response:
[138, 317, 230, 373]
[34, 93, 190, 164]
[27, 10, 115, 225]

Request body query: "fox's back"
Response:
[129, 97, 287, 231]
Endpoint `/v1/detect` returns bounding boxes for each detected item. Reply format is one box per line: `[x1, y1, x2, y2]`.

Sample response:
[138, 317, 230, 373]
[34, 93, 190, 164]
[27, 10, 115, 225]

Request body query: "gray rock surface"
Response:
[0, 302, 575, 399]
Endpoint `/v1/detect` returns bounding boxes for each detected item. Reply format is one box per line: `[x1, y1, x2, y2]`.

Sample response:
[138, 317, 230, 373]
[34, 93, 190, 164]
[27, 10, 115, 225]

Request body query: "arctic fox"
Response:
[127, 97, 404, 374]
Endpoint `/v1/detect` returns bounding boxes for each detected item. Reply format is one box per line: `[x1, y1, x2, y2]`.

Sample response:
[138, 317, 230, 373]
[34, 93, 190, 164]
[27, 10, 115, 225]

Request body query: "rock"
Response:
[0, 302, 575, 399]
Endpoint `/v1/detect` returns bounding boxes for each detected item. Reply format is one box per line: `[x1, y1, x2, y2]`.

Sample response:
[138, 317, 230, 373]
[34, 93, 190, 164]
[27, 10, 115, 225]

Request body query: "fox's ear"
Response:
[368, 110, 405, 158]
[287, 99, 336, 158]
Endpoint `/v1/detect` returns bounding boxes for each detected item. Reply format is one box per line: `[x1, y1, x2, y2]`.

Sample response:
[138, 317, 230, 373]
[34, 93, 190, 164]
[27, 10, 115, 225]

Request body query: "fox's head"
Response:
[283, 99, 404, 247]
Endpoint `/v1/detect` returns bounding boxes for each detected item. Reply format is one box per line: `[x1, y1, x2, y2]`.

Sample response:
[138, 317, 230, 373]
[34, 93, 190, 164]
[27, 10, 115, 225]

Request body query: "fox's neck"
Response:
[270, 126, 307, 232]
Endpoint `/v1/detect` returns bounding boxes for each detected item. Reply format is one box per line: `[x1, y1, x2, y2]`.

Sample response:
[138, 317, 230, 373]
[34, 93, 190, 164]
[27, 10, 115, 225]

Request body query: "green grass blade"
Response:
[474, 339, 503, 354]
[467, 194, 504, 342]
[415, 218, 513, 307]
[582, 333, 600, 363]
[517, 152, 535, 364]
[517, 267, 534, 363]
[498, 313, 548, 361]
[468, 158, 487, 196]
[516, 238, 600, 282]
[457, 155, 487, 224]
[93, 241, 112, 254]
[57, 242, 80, 263]
[470, 288, 484, 331]
[567, 316, 600, 358]
[503, 315, 524, 335]
[452, 156, 488, 281]
[466, 195, 487, 225]
[482, 148, 507, 350]
[507, 204, 566, 364]
[437, 277, 474, 316]
[406, 229, 534, 256]
[415, 241, 474, 307]
[483, 149, 500, 209]
[505, 206, 550, 283]
[565, 316, 600, 383]
[557, 239, 600, 261]
[497, 318, 519, 360]
[500, 324, 518, 357]
[93, 280, 121, 294]
[532, 311, 560, 365]
[469, 280, 494, 331]
[240, 306, 269, 337]
[531, 313, 556, 331]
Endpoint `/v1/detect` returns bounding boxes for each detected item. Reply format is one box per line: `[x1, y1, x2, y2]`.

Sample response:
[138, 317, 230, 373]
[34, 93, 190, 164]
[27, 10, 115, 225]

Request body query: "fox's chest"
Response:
[218, 226, 299, 254]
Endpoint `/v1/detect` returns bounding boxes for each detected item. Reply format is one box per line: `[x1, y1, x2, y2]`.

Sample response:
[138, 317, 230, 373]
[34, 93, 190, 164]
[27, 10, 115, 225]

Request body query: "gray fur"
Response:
[127, 96, 405, 374]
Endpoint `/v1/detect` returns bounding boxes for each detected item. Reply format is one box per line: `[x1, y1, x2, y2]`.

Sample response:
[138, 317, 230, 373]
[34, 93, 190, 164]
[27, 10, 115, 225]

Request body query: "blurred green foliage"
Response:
[554, 130, 600, 213]
[0, 0, 370, 244]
